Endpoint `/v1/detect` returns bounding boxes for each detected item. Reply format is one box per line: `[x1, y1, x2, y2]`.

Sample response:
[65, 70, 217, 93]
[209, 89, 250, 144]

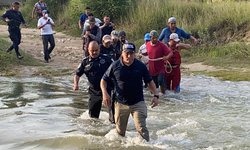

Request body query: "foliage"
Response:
[83, 0, 136, 22]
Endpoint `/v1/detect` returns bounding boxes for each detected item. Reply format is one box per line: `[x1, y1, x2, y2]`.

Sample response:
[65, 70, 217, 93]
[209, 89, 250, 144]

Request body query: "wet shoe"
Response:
[44, 59, 49, 63]
[17, 55, 23, 59]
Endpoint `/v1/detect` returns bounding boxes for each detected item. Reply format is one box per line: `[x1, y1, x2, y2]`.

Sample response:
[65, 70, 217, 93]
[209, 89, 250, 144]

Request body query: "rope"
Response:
[140, 55, 173, 73]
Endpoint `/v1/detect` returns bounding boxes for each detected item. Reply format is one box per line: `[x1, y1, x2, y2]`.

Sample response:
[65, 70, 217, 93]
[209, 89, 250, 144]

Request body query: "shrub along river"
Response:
[0, 75, 249, 150]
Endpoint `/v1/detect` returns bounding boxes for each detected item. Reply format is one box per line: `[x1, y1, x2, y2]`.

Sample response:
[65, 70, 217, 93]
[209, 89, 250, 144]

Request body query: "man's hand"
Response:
[150, 97, 159, 108]
[73, 84, 79, 91]
[102, 93, 111, 108]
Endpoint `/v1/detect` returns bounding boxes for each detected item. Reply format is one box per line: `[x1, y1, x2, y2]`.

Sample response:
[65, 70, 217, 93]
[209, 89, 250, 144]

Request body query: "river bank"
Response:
[0, 25, 249, 81]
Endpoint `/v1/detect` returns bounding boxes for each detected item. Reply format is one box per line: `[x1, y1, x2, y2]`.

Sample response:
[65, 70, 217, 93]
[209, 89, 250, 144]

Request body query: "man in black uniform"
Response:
[2, 2, 26, 59]
[73, 41, 112, 118]
[100, 35, 116, 61]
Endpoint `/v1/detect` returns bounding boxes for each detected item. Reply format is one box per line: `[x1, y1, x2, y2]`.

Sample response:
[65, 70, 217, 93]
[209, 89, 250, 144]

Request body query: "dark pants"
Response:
[42, 34, 55, 61]
[8, 28, 21, 57]
[88, 94, 102, 118]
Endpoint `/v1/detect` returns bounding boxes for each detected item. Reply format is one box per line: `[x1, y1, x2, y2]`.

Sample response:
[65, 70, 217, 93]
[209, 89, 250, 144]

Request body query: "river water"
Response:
[0, 75, 249, 150]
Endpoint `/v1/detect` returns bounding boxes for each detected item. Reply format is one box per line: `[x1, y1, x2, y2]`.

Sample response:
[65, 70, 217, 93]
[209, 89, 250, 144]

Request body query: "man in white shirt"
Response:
[37, 10, 55, 63]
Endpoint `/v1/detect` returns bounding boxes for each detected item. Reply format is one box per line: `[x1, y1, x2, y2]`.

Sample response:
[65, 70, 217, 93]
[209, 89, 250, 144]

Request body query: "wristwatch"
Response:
[153, 95, 159, 99]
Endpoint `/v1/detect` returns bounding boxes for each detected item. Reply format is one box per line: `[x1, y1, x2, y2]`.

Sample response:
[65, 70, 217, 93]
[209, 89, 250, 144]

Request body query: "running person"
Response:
[166, 33, 191, 92]
[2, 1, 26, 59]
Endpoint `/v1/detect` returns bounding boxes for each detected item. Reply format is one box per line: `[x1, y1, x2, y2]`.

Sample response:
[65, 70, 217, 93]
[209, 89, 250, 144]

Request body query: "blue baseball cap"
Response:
[122, 43, 136, 52]
[144, 33, 150, 41]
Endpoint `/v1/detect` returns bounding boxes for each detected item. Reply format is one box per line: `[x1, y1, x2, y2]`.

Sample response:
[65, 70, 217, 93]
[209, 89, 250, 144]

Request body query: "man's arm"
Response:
[190, 35, 198, 45]
[89, 28, 102, 43]
[73, 75, 80, 91]
[162, 45, 173, 61]
[78, 19, 82, 29]
[158, 28, 166, 41]
[100, 79, 111, 107]
[32, 6, 36, 19]
[177, 43, 191, 50]
[38, 20, 48, 29]
[147, 80, 159, 108]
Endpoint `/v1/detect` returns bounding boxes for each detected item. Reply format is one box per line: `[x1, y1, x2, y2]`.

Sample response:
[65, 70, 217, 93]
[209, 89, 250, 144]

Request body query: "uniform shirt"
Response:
[76, 54, 112, 95]
[100, 45, 115, 61]
[159, 27, 191, 44]
[37, 17, 54, 35]
[2, 9, 25, 30]
[146, 41, 172, 76]
[102, 58, 152, 105]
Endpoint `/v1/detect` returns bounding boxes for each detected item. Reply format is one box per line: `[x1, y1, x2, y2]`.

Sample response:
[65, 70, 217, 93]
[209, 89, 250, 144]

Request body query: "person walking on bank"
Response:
[101, 43, 159, 141]
[37, 10, 55, 63]
[2, 1, 26, 59]
[74, 41, 112, 118]
[32, 0, 47, 19]
[159, 17, 198, 44]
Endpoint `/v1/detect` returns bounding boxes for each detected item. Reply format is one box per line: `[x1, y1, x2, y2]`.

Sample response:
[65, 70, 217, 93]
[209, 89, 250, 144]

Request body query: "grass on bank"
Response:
[0, 38, 41, 75]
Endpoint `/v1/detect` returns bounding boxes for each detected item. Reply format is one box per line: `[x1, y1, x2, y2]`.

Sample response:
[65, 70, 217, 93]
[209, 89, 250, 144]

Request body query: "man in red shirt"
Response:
[146, 30, 173, 94]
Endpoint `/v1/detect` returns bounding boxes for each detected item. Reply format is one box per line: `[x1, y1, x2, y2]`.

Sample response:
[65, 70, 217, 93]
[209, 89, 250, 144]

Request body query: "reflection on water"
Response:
[0, 75, 249, 150]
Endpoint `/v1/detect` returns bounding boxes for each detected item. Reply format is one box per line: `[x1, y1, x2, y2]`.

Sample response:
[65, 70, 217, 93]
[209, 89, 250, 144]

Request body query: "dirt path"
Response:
[0, 25, 224, 76]
[0, 25, 84, 76]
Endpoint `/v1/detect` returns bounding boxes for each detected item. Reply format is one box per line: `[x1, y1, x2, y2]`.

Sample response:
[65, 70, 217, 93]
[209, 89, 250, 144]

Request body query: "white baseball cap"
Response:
[169, 33, 180, 42]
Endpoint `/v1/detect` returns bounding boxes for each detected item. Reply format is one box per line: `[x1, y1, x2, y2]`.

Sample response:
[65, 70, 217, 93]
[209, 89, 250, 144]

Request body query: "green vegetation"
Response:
[122, 0, 250, 74]
[0, 38, 41, 75]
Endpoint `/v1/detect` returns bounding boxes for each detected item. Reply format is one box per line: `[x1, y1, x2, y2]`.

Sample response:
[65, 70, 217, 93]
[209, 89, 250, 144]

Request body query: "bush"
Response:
[83, 0, 136, 22]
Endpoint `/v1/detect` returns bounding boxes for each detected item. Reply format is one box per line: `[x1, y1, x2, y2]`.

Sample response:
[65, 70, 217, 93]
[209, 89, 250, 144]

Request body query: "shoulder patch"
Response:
[100, 59, 106, 64]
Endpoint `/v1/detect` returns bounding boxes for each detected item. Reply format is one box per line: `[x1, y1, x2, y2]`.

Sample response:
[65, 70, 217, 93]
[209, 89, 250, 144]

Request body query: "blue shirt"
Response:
[102, 58, 152, 105]
[159, 27, 191, 44]
[79, 13, 88, 25]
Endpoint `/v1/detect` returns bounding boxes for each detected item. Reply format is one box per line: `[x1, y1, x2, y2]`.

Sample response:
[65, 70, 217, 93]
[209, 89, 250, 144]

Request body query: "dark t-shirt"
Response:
[76, 54, 112, 95]
[100, 44, 116, 60]
[2, 9, 25, 30]
[102, 59, 152, 105]
[100, 22, 114, 38]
